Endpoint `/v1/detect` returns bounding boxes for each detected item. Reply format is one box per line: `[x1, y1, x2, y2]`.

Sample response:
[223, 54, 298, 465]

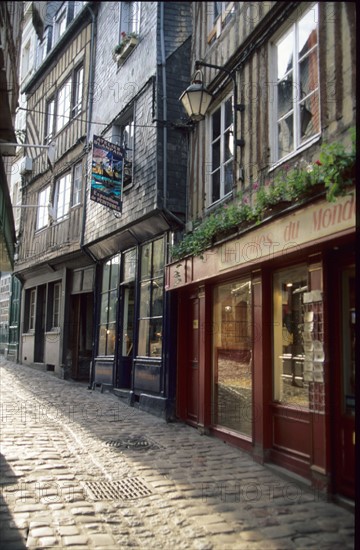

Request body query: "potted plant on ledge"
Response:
[113, 32, 139, 63]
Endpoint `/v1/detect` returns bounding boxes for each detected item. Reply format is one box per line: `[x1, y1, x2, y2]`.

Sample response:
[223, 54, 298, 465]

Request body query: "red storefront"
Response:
[166, 193, 355, 500]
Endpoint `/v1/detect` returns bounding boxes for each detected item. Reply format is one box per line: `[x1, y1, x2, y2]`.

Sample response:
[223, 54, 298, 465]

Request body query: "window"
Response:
[72, 65, 84, 117]
[273, 4, 320, 162]
[209, 95, 234, 205]
[112, 113, 134, 188]
[53, 6, 67, 44]
[72, 162, 83, 206]
[54, 173, 71, 220]
[138, 238, 164, 358]
[36, 186, 50, 230]
[212, 279, 252, 436]
[121, 249, 137, 356]
[208, 2, 235, 42]
[120, 1, 141, 36]
[56, 78, 72, 132]
[98, 255, 120, 356]
[52, 283, 61, 328]
[273, 265, 309, 408]
[29, 289, 36, 331]
[36, 27, 52, 69]
[45, 98, 55, 144]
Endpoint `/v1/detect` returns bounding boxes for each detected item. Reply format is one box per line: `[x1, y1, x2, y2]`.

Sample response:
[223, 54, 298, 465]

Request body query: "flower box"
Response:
[114, 37, 139, 64]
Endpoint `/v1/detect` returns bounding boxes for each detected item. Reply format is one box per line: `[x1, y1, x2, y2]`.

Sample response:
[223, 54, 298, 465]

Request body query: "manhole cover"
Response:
[83, 478, 152, 500]
[104, 437, 162, 451]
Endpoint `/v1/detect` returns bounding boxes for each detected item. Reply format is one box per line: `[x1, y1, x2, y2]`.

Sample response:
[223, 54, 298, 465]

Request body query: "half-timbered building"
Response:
[166, 2, 356, 500]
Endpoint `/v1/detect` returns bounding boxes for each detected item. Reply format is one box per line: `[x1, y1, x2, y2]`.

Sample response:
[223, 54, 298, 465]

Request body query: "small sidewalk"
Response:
[0, 357, 355, 549]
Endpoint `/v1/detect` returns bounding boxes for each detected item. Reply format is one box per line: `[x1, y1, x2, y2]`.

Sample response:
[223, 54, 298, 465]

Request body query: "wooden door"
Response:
[186, 297, 200, 423]
[333, 261, 355, 499]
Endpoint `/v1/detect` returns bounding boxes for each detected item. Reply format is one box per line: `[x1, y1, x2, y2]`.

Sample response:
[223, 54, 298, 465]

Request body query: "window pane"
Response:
[151, 279, 163, 317]
[224, 129, 233, 161]
[224, 161, 233, 196]
[298, 4, 318, 57]
[139, 281, 151, 317]
[300, 51, 318, 99]
[122, 284, 135, 356]
[138, 319, 150, 356]
[123, 248, 137, 282]
[110, 256, 120, 289]
[212, 170, 220, 203]
[278, 114, 293, 159]
[153, 238, 164, 277]
[277, 75, 294, 119]
[149, 318, 162, 357]
[107, 324, 116, 355]
[212, 279, 252, 436]
[212, 140, 220, 171]
[277, 30, 293, 79]
[108, 290, 118, 323]
[141, 243, 152, 279]
[212, 108, 221, 140]
[100, 294, 108, 324]
[98, 325, 107, 355]
[273, 266, 309, 408]
[102, 262, 110, 292]
[300, 92, 319, 141]
[224, 97, 233, 129]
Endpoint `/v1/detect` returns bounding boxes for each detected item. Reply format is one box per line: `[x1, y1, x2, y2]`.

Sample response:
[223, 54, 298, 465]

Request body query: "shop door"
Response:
[186, 297, 199, 423]
[69, 293, 94, 380]
[333, 263, 355, 499]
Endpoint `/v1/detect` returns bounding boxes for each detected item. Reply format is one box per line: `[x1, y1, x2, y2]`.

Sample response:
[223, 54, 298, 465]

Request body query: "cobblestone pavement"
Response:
[0, 358, 355, 549]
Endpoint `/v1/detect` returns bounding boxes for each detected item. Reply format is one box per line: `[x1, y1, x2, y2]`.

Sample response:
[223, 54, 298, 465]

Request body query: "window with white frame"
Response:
[45, 98, 55, 144]
[120, 1, 141, 36]
[29, 289, 36, 331]
[37, 186, 50, 230]
[53, 5, 67, 44]
[209, 95, 234, 205]
[208, 2, 235, 41]
[56, 78, 72, 132]
[54, 173, 71, 221]
[112, 112, 134, 188]
[273, 3, 320, 163]
[52, 283, 61, 328]
[72, 65, 84, 117]
[72, 162, 83, 206]
[36, 27, 53, 69]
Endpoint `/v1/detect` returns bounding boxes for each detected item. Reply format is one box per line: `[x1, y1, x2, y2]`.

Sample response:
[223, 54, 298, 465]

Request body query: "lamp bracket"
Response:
[235, 104, 245, 112]
[236, 139, 245, 147]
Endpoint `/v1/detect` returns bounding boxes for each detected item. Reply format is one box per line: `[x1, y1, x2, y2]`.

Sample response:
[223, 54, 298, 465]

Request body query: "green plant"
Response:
[113, 32, 139, 55]
[319, 128, 356, 201]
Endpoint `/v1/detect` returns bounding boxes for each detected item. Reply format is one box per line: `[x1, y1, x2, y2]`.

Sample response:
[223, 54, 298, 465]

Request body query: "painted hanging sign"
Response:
[90, 135, 124, 212]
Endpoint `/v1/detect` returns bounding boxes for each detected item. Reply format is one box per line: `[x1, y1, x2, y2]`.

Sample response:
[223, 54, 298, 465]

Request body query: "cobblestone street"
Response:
[0, 358, 355, 549]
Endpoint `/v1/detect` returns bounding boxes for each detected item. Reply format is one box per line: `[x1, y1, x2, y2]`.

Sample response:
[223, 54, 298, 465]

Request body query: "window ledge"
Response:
[269, 134, 321, 173]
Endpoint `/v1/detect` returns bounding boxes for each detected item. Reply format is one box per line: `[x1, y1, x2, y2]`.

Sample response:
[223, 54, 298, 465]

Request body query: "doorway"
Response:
[186, 296, 200, 424]
[34, 284, 46, 363]
[332, 259, 355, 499]
[69, 293, 94, 380]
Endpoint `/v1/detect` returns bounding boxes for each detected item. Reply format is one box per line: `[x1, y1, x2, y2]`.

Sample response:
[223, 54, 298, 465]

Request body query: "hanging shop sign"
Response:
[90, 135, 124, 212]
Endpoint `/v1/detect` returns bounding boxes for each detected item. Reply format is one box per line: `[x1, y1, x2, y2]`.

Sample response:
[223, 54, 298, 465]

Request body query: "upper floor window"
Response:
[54, 173, 71, 221]
[53, 5, 67, 44]
[36, 27, 52, 69]
[56, 77, 72, 132]
[208, 2, 235, 42]
[45, 98, 55, 144]
[208, 95, 234, 205]
[112, 112, 134, 188]
[37, 186, 50, 230]
[273, 3, 320, 163]
[72, 66, 84, 117]
[120, 1, 141, 36]
[72, 162, 83, 206]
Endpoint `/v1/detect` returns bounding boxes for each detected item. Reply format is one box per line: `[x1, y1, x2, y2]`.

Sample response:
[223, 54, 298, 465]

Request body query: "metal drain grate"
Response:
[104, 436, 162, 451]
[83, 478, 152, 500]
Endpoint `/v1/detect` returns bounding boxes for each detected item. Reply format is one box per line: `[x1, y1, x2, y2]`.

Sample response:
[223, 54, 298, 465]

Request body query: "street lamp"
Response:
[179, 69, 213, 121]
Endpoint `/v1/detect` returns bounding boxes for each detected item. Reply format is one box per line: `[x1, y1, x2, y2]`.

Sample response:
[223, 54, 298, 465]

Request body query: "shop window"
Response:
[273, 265, 309, 408]
[212, 279, 252, 436]
[36, 186, 50, 230]
[271, 3, 320, 163]
[120, 248, 137, 356]
[138, 238, 164, 358]
[98, 255, 120, 356]
[208, 95, 233, 206]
